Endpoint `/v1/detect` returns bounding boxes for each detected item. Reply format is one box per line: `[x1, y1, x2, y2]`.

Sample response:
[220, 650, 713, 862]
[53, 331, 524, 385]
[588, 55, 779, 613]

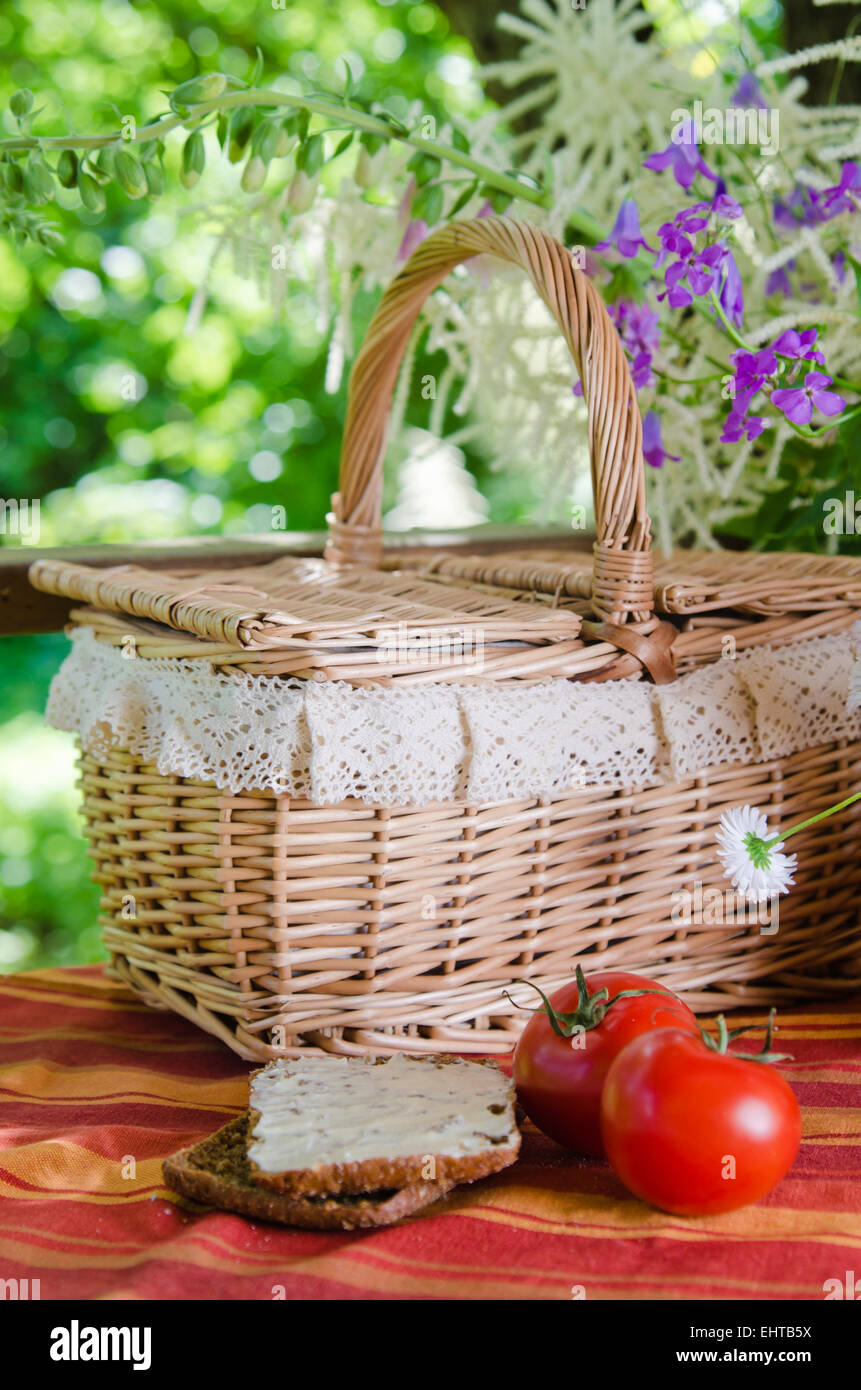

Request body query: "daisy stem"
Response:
[763, 789, 861, 848]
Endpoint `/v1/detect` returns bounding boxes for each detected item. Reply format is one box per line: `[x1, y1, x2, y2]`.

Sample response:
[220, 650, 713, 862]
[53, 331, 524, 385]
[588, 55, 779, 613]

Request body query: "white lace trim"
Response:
[45, 623, 861, 806]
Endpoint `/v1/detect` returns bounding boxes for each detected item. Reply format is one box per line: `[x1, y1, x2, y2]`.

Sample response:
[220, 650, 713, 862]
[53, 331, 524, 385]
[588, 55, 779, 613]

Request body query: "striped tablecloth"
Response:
[0, 966, 858, 1301]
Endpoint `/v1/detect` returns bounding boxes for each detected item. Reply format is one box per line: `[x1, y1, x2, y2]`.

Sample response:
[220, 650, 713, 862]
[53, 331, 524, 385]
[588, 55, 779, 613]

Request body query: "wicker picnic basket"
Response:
[31, 218, 861, 1059]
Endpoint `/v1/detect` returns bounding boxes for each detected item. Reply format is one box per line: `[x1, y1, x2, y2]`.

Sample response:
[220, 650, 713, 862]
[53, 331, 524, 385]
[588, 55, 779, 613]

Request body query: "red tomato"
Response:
[512, 970, 698, 1157]
[600, 1026, 801, 1215]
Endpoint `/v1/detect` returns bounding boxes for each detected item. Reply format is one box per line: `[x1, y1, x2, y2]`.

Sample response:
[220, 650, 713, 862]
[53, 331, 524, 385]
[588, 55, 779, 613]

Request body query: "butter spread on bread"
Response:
[246, 1053, 519, 1196]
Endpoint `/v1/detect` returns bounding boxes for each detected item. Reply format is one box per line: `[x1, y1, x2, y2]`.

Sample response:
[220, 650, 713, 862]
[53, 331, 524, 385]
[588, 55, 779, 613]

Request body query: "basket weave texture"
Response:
[31, 218, 861, 1058]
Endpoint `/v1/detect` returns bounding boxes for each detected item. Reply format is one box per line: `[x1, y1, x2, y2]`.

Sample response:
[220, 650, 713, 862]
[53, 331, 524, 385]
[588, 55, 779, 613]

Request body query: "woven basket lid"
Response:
[396, 547, 861, 618]
[26, 218, 861, 685]
[28, 552, 592, 682]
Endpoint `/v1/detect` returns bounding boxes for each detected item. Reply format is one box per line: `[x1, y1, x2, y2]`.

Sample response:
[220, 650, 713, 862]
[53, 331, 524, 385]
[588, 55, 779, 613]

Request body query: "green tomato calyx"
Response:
[505, 965, 670, 1038]
[698, 1008, 792, 1064]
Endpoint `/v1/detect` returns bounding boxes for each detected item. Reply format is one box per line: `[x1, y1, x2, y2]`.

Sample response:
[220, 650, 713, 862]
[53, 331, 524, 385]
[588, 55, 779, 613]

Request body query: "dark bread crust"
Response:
[163, 1115, 456, 1230]
[247, 1053, 520, 1198]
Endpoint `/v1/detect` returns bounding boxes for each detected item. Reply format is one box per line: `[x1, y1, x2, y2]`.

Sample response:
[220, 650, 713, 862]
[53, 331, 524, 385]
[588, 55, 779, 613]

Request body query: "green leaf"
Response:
[181, 130, 206, 187]
[296, 132, 325, 177]
[449, 127, 470, 153]
[248, 45, 264, 89]
[412, 181, 443, 225]
[171, 73, 228, 107]
[375, 109, 409, 137]
[273, 115, 298, 158]
[228, 107, 255, 163]
[407, 150, 441, 186]
[332, 130, 354, 157]
[23, 157, 55, 205]
[479, 183, 511, 214]
[543, 149, 555, 195]
[847, 254, 861, 312]
[748, 483, 797, 543]
[360, 130, 385, 156]
[251, 120, 279, 163]
[449, 179, 479, 216]
[1, 161, 24, 195]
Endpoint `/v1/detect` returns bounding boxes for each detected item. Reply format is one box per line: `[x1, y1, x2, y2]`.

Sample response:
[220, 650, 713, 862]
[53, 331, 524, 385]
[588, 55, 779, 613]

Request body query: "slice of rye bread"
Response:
[163, 1114, 457, 1230]
[246, 1052, 520, 1198]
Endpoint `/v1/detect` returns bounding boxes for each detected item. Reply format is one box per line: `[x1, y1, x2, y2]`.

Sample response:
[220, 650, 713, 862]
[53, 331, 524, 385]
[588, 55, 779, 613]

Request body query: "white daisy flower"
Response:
[715, 805, 797, 902]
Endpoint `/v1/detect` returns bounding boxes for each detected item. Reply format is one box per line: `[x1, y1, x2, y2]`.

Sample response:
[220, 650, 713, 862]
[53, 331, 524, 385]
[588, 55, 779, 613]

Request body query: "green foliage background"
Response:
[0, 0, 486, 970]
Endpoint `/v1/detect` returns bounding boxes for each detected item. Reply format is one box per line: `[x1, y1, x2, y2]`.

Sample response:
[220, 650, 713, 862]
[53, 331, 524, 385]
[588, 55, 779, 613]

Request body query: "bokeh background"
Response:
[0, 0, 851, 970]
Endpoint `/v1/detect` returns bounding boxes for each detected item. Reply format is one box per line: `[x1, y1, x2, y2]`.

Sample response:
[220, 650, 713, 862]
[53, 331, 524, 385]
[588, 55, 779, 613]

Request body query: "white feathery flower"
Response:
[715, 806, 798, 902]
[180, 0, 861, 551]
[756, 36, 861, 77]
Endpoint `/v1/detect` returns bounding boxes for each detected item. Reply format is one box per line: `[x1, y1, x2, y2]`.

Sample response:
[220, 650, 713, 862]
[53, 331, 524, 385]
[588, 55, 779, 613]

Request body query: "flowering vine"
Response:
[581, 112, 860, 472]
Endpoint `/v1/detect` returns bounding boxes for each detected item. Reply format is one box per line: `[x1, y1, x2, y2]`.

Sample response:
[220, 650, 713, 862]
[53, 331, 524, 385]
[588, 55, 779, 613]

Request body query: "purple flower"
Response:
[672, 203, 711, 235]
[721, 409, 766, 444]
[397, 177, 417, 226]
[608, 299, 660, 388]
[771, 328, 825, 365]
[643, 116, 718, 191]
[657, 235, 743, 324]
[771, 371, 845, 426]
[629, 350, 653, 389]
[396, 218, 428, 263]
[690, 242, 726, 295]
[617, 300, 661, 353]
[773, 185, 825, 230]
[712, 191, 743, 220]
[660, 258, 694, 309]
[732, 73, 767, 109]
[642, 410, 679, 468]
[658, 237, 720, 307]
[730, 347, 777, 390]
[765, 261, 795, 297]
[720, 381, 767, 444]
[596, 198, 654, 258]
[718, 247, 744, 327]
[721, 351, 779, 444]
[656, 223, 695, 262]
[821, 162, 861, 217]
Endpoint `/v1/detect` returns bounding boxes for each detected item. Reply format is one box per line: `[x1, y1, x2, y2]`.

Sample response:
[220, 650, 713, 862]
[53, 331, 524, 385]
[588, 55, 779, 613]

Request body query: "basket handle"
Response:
[326, 216, 654, 625]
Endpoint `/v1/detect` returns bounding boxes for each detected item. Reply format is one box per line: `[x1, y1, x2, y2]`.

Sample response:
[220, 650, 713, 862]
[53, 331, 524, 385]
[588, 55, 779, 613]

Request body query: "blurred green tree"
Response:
[0, 0, 486, 968]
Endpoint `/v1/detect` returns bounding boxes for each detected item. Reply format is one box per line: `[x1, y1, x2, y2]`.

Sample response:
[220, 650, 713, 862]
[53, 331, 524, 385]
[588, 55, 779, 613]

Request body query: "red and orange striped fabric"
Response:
[0, 966, 858, 1300]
